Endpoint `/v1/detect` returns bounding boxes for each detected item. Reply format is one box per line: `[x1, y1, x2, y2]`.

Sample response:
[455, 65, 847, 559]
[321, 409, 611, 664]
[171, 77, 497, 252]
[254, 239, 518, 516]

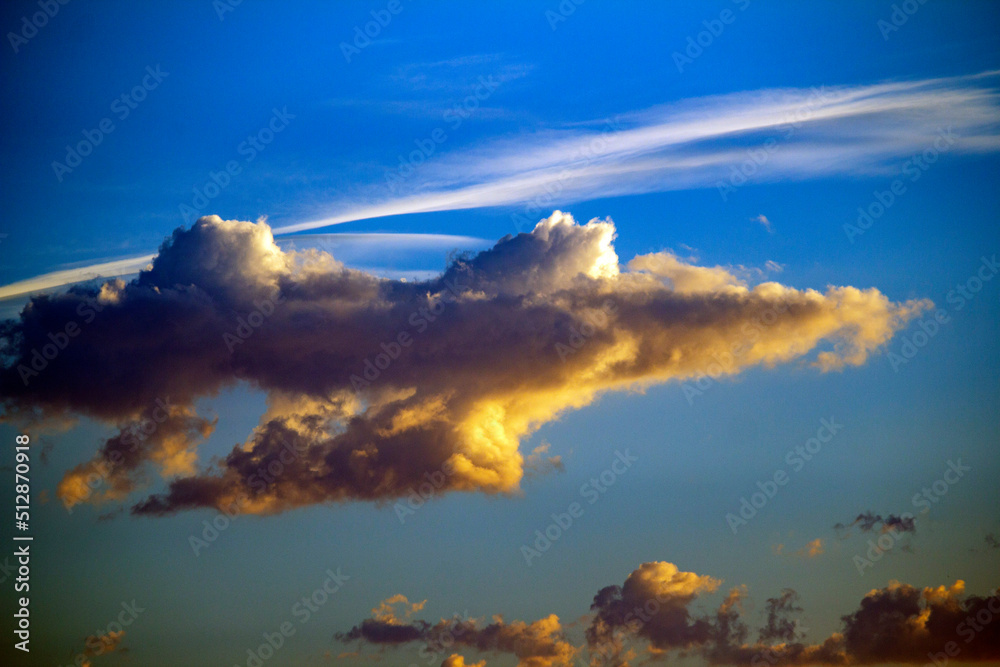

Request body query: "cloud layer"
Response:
[0, 213, 928, 515]
[337, 563, 1000, 667]
[336, 594, 575, 667]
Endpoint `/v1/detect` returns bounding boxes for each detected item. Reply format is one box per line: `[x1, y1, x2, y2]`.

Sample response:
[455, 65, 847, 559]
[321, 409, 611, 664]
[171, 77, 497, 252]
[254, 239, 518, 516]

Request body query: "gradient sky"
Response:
[1, 2, 999, 666]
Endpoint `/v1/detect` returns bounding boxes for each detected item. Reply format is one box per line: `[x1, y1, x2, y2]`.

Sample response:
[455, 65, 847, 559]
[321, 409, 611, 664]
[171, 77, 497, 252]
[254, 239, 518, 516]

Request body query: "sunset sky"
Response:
[1, 2, 999, 666]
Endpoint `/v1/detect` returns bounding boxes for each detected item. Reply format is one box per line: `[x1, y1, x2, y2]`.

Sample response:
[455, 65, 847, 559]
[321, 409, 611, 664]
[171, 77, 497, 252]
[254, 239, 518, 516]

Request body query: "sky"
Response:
[1, 1, 999, 666]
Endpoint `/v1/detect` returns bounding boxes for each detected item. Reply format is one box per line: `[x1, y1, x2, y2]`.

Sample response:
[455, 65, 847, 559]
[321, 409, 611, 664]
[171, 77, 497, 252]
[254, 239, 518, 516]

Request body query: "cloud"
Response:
[337, 598, 576, 667]
[753, 215, 774, 234]
[56, 402, 216, 511]
[386, 54, 532, 94]
[586, 561, 722, 664]
[0, 254, 155, 301]
[0, 233, 489, 304]
[277, 71, 1000, 233]
[12, 73, 997, 297]
[593, 569, 1000, 666]
[441, 656, 486, 667]
[835, 511, 917, 537]
[522, 442, 564, 480]
[0, 214, 929, 516]
[836, 580, 1000, 664]
[881, 514, 917, 534]
[758, 589, 805, 644]
[338, 564, 1000, 667]
[794, 538, 824, 558]
[73, 630, 126, 666]
[372, 594, 427, 624]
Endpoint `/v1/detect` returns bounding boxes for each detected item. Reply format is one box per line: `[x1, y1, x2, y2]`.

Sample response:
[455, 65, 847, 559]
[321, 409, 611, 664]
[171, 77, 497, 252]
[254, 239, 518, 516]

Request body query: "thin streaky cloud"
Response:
[276, 232, 491, 249]
[0, 254, 156, 301]
[8, 73, 1000, 295]
[277, 71, 1000, 234]
[0, 233, 489, 301]
[754, 215, 774, 233]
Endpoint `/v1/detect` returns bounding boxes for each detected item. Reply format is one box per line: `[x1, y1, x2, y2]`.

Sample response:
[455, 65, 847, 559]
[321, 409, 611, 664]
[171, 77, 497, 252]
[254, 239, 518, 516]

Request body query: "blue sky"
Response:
[1, 2, 999, 666]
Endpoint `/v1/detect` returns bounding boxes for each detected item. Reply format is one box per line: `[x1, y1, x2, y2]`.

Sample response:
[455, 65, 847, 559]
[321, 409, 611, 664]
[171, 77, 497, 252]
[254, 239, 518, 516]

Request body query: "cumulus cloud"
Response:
[0, 213, 929, 516]
[338, 564, 1000, 666]
[758, 589, 805, 644]
[581, 564, 834, 666]
[337, 597, 576, 667]
[794, 538, 825, 558]
[692, 573, 1000, 666]
[372, 594, 427, 624]
[835, 511, 917, 537]
[591, 568, 1000, 666]
[57, 402, 215, 511]
[586, 561, 722, 660]
[441, 655, 486, 667]
[835, 580, 1000, 665]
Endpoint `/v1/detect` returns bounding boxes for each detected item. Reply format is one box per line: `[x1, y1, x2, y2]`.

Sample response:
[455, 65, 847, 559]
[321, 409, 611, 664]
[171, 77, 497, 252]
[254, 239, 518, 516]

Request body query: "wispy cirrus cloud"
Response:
[0, 233, 490, 303]
[327, 52, 532, 117]
[280, 70, 1000, 234]
[0, 255, 156, 302]
[9, 72, 997, 299]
